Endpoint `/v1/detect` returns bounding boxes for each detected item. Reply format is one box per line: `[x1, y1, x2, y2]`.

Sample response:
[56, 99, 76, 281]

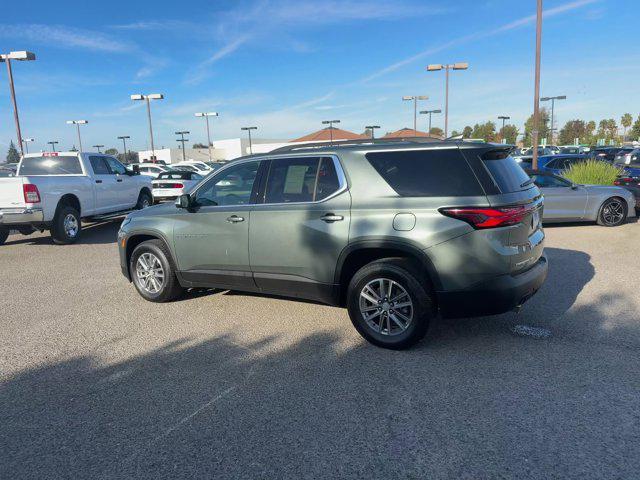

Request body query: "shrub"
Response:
[562, 160, 622, 185]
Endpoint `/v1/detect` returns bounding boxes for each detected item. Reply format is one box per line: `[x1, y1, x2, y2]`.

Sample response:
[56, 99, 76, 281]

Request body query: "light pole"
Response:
[540, 95, 566, 144]
[498, 116, 510, 143]
[93, 144, 104, 153]
[420, 109, 441, 135]
[0, 51, 36, 157]
[321, 120, 340, 145]
[130, 93, 164, 160]
[402, 96, 428, 133]
[118, 135, 130, 162]
[23, 137, 34, 154]
[241, 127, 257, 154]
[47, 141, 58, 152]
[66, 120, 88, 152]
[195, 112, 218, 162]
[175, 131, 190, 161]
[365, 125, 380, 139]
[426, 62, 468, 138]
[531, 0, 543, 169]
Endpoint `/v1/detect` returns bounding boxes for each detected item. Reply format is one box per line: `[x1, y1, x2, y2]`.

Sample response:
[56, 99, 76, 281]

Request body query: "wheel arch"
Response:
[125, 231, 175, 280]
[55, 194, 82, 217]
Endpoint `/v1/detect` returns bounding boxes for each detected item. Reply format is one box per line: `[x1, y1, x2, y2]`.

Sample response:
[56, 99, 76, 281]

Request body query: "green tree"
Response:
[428, 127, 444, 138]
[630, 115, 640, 141]
[118, 151, 139, 164]
[500, 124, 518, 144]
[621, 113, 633, 141]
[558, 119, 591, 145]
[105, 148, 118, 155]
[471, 121, 496, 142]
[450, 130, 460, 137]
[597, 119, 618, 142]
[462, 126, 473, 138]
[192, 143, 208, 149]
[6, 141, 20, 163]
[523, 108, 550, 147]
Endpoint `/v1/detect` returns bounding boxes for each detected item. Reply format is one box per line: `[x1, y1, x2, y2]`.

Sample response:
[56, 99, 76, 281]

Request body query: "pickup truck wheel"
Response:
[51, 206, 82, 245]
[136, 191, 153, 210]
[347, 259, 434, 350]
[130, 239, 184, 302]
[0, 227, 9, 245]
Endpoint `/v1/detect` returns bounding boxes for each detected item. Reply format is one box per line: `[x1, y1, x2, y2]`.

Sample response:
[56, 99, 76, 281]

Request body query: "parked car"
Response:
[519, 154, 589, 174]
[613, 175, 640, 212]
[588, 146, 621, 163]
[170, 164, 201, 173]
[172, 161, 212, 174]
[152, 171, 203, 203]
[525, 169, 635, 226]
[0, 167, 16, 177]
[613, 148, 640, 176]
[558, 145, 588, 154]
[118, 139, 547, 350]
[0, 152, 152, 245]
[135, 163, 171, 178]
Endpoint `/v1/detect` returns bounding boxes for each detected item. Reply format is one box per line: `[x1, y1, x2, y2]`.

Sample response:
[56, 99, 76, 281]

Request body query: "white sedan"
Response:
[152, 170, 204, 203]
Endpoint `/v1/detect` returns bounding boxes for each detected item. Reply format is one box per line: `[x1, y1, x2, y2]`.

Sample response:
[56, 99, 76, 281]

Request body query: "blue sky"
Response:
[0, 0, 638, 152]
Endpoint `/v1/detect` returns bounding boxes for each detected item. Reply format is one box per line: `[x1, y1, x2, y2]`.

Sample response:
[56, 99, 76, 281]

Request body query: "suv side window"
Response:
[105, 156, 127, 175]
[194, 161, 260, 206]
[89, 156, 110, 175]
[263, 157, 342, 204]
[316, 157, 341, 201]
[366, 149, 484, 197]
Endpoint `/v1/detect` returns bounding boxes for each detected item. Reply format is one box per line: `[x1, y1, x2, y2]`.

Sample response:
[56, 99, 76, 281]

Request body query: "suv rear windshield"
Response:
[365, 149, 483, 197]
[481, 151, 533, 193]
[19, 156, 83, 175]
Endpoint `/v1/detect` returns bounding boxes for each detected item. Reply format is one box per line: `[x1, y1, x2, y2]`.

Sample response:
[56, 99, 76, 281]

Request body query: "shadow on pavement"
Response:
[4, 220, 121, 246]
[2, 245, 639, 479]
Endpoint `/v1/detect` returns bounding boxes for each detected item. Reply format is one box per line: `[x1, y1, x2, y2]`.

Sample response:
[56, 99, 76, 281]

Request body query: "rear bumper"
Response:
[0, 207, 44, 225]
[437, 255, 548, 319]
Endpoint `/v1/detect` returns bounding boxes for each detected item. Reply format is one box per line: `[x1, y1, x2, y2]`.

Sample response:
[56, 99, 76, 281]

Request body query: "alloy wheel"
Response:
[602, 199, 624, 225]
[136, 252, 165, 294]
[359, 278, 414, 336]
[63, 214, 79, 238]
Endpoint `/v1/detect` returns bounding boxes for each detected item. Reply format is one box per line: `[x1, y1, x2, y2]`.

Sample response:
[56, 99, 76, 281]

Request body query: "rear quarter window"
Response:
[365, 149, 484, 197]
[19, 156, 83, 175]
[481, 151, 533, 193]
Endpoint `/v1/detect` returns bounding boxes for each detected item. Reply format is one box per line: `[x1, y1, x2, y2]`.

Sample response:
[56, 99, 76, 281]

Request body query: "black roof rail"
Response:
[268, 136, 447, 154]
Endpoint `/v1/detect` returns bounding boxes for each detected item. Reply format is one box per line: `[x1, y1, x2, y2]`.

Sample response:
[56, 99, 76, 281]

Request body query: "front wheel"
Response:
[51, 206, 81, 244]
[130, 239, 184, 302]
[347, 259, 434, 350]
[136, 190, 153, 210]
[0, 227, 9, 245]
[597, 197, 627, 227]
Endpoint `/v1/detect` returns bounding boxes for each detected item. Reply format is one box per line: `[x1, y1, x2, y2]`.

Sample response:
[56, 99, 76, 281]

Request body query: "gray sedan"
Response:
[526, 170, 636, 226]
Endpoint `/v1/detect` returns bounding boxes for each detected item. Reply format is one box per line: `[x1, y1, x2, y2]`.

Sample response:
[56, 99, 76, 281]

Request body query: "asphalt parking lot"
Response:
[1, 220, 639, 479]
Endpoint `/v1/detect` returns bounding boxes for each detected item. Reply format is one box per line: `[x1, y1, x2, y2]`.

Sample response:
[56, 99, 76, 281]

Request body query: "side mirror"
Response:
[132, 164, 140, 175]
[176, 194, 192, 209]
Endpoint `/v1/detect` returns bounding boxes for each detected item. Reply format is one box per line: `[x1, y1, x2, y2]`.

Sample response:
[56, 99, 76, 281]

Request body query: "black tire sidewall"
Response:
[599, 197, 627, 227]
[0, 227, 8, 245]
[52, 206, 81, 244]
[130, 241, 175, 302]
[137, 191, 153, 210]
[347, 262, 432, 349]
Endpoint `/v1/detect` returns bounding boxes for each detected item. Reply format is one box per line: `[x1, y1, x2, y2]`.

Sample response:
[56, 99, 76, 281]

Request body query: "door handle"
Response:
[116, 178, 123, 183]
[226, 215, 245, 223]
[321, 213, 344, 223]
[95, 180, 102, 184]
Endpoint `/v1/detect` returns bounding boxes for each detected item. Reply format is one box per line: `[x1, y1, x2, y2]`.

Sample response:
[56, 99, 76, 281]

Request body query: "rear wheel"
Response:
[597, 197, 627, 226]
[51, 206, 81, 244]
[347, 259, 434, 350]
[136, 190, 153, 210]
[0, 227, 9, 245]
[130, 239, 184, 302]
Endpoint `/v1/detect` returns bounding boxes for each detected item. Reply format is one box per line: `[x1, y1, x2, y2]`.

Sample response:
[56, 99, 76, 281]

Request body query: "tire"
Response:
[130, 239, 184, 302]
[346, 258, 434, 350]
[0, 227, 8, 245]
[136, 190, 153, 210]
[51, 206, 82, 245]
[597, 197, 627, 227]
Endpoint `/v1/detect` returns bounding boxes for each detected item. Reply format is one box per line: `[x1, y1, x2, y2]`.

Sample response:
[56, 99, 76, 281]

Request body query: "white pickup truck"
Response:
[0, 152, 153, 245]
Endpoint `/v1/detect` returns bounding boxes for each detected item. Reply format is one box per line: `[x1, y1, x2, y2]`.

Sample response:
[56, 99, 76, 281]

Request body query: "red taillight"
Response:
[440, 205, 534, 229]
[23, 184, 41, 204]
[169, 183, 184, 189]
[614, 177, 631, 185]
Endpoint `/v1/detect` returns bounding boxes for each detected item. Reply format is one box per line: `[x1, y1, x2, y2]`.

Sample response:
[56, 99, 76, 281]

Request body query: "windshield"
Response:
[18, 156, 83, 175]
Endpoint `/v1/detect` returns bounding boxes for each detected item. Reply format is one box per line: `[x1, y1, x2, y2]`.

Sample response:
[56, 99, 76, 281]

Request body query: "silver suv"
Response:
[118, 139, 547, 349]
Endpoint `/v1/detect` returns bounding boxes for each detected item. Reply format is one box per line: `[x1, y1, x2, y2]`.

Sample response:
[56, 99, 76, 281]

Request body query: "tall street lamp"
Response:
[498, 115, 511, 143]
[426, 62, 468, 138]
[241, 126, 257, 154]
[365, 125, 380, 139]
[0, 51, 36, 157]
[93, 144, 104, 153]
[402, 96, 428, 133]
[540, 95, 566, 144]
[321, 120, 340, 145]
[195, 112, 218, 162]
[66, 120, 88, 152]
[130, 93, 164, 160]
[118, 135, 130, 162]
[531, 0, 543, 169]
[420, 109, 441, 135]
[47, 141, 58, 152]
[175, 131, 190, 161]
[23, 137, 34, 154]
